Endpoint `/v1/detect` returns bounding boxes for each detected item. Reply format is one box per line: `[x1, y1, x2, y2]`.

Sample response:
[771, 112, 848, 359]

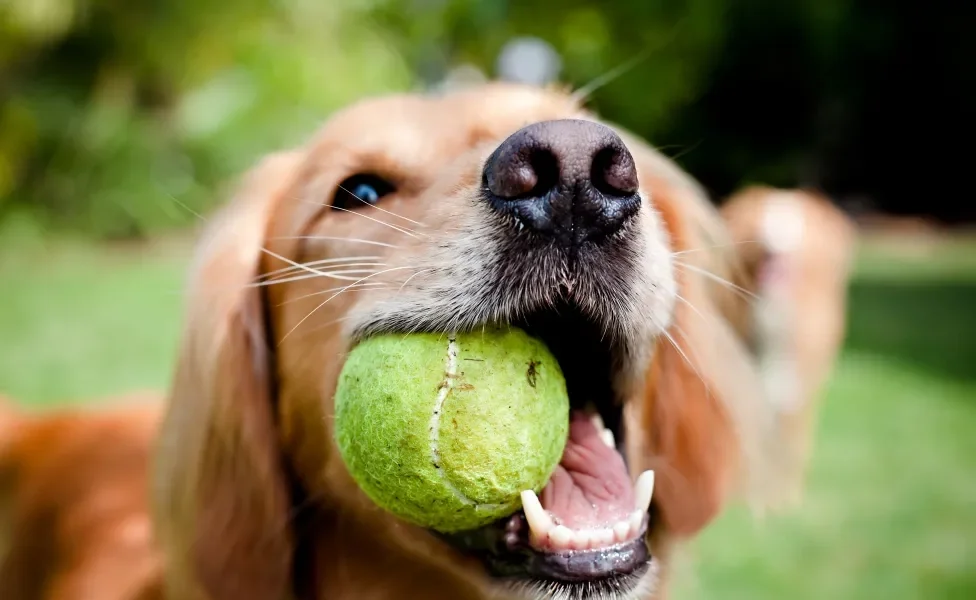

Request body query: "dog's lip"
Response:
[435, 508, 652, 586]
[521, 534, 651, 584]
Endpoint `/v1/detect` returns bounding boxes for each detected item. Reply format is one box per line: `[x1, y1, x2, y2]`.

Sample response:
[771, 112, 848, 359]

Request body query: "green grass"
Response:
[674, 237, 976, 600]
[673, 355, 976, 600]
[0, 239, 190, 406]
[1, 234, 974, 599]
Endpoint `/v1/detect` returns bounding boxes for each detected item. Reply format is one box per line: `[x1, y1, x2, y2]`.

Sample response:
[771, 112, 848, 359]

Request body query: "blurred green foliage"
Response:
[371, 0, 852, 191]
[2, 0, 972, 237]
[0, 0, 824, 239]
[374, 0, 730, 138]
[0, 0, 410, 238]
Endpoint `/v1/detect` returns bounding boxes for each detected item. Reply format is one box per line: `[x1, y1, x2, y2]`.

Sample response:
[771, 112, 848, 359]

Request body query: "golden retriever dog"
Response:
[1, 84, 853, 600]
[720, 186, 857, 506]
[0, 394, 162, 600]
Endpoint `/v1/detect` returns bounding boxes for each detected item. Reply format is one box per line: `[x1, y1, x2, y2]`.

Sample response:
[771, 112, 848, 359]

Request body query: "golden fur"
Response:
[0, 394, 162, 600]
[0, 84, 853, 599]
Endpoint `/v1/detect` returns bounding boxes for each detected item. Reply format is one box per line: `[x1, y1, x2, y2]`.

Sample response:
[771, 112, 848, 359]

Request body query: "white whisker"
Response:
[252, 267, 386, 286]
[660, 325, 712, 396]
[314, 202, 424, 239]
[571, 19, 685, 103]
[674, 291, 710, 324]
[261, 263, 386, 281]
[257, 256, 383, 282]
[267, 235, 399, 249]
[572, 50, 653, 103]
[260, 248, 371, 276]
[287, 313, 359, 342]
[673, 260, 758, 301]
[164, 192, 206, 222]
[395, 268, 433, 296]
[337, 183, 427, 227]
[259, 247, 386, 285]
[279, 266, 422, 344]
[252, 260, 385, 287]
[277, 282, 388, 306]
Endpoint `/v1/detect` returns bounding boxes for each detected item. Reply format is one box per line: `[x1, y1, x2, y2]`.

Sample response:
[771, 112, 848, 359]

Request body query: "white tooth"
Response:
[571, 529, 593, 550]
[520, 490, 553, 538]
[634, 470, 655, 512]
[593, 527, 615, 547]
[549, 525, 573, 549]
[600, 428, 615, 448]
[590, 412, 606, 431]
[613, 520, 632, 542]
[628, 510, 645, 534]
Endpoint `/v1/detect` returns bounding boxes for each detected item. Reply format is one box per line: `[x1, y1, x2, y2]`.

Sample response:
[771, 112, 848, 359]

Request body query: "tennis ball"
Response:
[334, 326, 569, 533]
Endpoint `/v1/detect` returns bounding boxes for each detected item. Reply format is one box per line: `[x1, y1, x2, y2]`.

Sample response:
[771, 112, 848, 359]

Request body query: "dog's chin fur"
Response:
[0, 82, 860, 600]
[500, 560, 660, 600]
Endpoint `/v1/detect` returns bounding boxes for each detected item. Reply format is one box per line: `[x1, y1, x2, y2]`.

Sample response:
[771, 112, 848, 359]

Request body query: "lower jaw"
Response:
[437, 510, 653, 592]
[494, 524, 652, 584]
[489, 546, 656, 600]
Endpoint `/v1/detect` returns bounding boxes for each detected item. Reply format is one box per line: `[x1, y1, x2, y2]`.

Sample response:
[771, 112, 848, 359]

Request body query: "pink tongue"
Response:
[539, 411, 635, 529]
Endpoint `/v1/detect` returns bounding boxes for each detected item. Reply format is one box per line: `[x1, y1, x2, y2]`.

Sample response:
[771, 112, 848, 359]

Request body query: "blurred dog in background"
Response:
[721, 186, 858, 507]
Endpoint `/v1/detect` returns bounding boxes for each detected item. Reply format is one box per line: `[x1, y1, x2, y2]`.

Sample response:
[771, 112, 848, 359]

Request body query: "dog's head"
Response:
[154, 83, 770, 600]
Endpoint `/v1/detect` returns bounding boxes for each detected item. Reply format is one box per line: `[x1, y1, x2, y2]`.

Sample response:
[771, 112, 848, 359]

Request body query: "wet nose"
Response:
[484, 119, 641, 246]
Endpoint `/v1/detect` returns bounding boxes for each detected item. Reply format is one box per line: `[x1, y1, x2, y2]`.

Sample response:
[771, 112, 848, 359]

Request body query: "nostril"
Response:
[486, 161, 536, 199]
[526, 149, 559, 197]
[487, 147, 560, 199]
[591, 146, 639, 197]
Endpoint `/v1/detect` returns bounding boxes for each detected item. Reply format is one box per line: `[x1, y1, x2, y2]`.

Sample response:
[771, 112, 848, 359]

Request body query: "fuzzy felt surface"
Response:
[334, 326, 569, 533]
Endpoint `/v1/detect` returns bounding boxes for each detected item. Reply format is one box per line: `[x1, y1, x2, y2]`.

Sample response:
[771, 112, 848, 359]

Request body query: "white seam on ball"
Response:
[427, 333, 505, 511]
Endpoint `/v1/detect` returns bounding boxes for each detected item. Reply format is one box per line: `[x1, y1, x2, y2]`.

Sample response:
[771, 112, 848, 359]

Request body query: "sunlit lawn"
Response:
[0, 238, 190, 406]
[1, 232, 974, 599]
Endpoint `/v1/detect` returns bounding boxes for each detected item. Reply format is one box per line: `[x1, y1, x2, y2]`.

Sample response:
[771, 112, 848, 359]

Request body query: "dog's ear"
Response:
[153, 152, 303, 600]
[635, 180, 772, 539]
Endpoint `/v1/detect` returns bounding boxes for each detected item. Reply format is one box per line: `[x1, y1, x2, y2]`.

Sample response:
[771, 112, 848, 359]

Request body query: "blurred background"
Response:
[1, 1, 973, 598]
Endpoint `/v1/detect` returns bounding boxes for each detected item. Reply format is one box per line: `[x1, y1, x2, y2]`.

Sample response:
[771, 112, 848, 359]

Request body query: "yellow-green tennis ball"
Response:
[334, 327, 569, 533]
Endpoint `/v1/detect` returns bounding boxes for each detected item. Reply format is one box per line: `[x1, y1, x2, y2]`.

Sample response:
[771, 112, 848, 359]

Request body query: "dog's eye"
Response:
[333, 174, 395, 210]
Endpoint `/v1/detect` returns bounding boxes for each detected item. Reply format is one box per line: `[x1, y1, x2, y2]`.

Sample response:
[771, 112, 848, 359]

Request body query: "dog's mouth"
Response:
[438, 303, 654, 592]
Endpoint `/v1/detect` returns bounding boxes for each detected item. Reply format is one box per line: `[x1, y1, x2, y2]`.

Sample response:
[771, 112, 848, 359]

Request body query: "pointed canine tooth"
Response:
[600, 428, 615, 448]
[613, 520, 632, 542]
[549, 525, 573, 549]
[634, 470, 656, 512]
[593, 527, 615, 547]
[520, 490, 553, 538]
[628, 510, 645, 534]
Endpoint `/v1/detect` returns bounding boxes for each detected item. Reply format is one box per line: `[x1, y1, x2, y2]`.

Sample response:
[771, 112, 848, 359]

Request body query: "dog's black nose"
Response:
[484, 119, 641, 246]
